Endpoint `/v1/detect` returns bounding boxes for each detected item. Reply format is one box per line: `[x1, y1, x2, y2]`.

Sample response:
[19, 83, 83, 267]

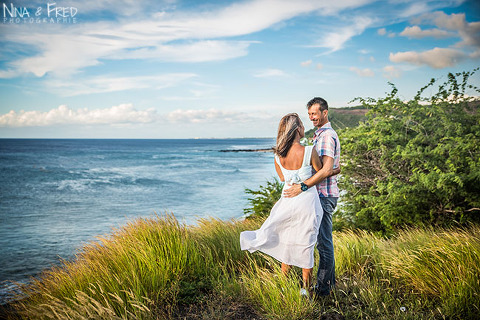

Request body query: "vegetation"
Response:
[250, 70, 480, 233]
[6, 70, 480, 319]
[243, 178, 283, 219]
[8, 215, 480, 319]
[304, 106, 367, 137]
[339, 70, 480, 232]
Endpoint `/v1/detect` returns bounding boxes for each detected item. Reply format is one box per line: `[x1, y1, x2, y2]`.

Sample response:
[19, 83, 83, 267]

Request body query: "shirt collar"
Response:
[314, 122, 332, 137]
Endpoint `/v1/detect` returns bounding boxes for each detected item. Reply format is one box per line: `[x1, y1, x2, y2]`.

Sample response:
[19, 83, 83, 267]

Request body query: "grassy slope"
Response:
[8, 215, 480, 320]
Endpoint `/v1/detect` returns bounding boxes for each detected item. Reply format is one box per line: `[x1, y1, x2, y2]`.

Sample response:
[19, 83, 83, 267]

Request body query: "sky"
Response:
[0, 0, 479, 139]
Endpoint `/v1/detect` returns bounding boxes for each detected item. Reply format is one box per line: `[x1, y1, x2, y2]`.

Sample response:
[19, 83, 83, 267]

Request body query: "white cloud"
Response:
[110, 41, 254, 63]
[377, 28, 395, 37]
[0, 104, 158, 127]
[161, 82, 220, 101]
[0, 104, 280, 129]
[315, 16, 375, 53]
[399, 2, 430, 18]
[391, 11, 479, 69]
[389, 47, 467, 69]
[4, 30, 252, 78]
[414, 11, 480, 48]
[11, 0, 175, 17]
[415, 11, 467, 31]
[167, 109, 253, 123]
[400, 26, 456, 39]
[45, 73, 198, 96]
[316, 63, 323, 70]
[350, 67, 374, 77]
[253, 68, 288, 78]
[0, 0, 377, 78]
[471, 49, 480, 58]
[382, 65, 401, 78]
[0, 69, 19, 79]
[300, 60, 312, 67]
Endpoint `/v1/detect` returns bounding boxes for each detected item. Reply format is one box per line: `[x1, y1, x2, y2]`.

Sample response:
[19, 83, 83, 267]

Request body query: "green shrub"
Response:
[339, 69, 480, 232]
[244, 178, 283, 219]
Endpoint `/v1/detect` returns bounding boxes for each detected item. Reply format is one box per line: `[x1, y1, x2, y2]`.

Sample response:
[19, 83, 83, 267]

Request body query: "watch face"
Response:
[301, 183, 308, 191]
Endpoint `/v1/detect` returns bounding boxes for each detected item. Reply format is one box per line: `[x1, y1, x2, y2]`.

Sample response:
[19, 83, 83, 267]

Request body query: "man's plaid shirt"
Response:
[312, 122, 340, 198]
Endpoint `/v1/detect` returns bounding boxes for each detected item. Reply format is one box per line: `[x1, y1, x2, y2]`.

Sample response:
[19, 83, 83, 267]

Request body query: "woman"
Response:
[240, 113, 340, 296]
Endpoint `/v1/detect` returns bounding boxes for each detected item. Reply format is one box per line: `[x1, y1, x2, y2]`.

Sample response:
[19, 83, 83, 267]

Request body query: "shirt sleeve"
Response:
[315, 132, 336, 159]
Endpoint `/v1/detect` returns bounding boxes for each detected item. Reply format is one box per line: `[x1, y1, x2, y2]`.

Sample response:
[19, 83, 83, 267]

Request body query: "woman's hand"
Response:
[283, 183, 302, 198]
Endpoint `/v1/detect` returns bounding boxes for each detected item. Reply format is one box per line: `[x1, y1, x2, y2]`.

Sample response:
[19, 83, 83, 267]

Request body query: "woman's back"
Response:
[278, 144, 306, 170]
[276, 145, 313, 187]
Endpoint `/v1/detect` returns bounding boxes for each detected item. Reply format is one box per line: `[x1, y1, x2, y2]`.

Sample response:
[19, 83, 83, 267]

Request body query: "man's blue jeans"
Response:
[316, 197, 337, 295]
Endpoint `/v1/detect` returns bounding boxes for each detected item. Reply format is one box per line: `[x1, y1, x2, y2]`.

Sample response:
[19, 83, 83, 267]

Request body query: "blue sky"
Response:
[0, 0, 479, 138]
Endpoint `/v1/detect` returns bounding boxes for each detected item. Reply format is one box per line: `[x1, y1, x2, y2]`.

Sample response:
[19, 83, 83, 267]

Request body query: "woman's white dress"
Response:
[240, 146, 323, 269]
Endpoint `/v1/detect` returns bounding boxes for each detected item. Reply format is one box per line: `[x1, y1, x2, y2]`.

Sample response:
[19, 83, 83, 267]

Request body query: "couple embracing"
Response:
[240, 97, 340, 298]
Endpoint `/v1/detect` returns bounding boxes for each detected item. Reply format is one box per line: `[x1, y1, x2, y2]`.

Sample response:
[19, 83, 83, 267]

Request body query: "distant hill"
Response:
[305, 106, 367, 137]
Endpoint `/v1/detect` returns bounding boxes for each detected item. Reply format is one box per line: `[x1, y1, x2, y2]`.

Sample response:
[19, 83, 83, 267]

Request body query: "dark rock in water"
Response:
[219, 148, 274, 153]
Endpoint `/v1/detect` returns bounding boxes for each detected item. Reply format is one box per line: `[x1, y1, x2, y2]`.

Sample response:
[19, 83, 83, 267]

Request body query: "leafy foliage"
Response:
[339, 69, 480, 232]
[243, 178, 284, 219]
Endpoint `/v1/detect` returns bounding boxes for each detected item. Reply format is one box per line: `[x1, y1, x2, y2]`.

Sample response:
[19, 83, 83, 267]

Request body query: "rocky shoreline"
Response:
[219, 148, 274, 153]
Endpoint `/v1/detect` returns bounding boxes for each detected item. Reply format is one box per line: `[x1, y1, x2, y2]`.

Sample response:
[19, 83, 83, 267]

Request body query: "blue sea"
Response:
[0, 138, 276, 304]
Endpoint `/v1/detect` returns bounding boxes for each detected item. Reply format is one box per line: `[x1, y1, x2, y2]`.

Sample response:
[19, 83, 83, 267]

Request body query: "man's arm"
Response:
[306, 155, 334, 186]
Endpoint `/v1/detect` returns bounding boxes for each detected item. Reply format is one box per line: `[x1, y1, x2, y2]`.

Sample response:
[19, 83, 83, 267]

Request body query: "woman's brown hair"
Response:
[274, 113, 302, 158]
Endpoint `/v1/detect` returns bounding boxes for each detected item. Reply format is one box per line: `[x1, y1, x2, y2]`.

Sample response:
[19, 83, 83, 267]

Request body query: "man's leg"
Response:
[315, 197, 337, 296]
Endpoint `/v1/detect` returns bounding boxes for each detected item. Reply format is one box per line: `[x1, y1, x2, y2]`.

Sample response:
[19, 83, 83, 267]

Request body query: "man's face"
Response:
[308, 104, 328, 128]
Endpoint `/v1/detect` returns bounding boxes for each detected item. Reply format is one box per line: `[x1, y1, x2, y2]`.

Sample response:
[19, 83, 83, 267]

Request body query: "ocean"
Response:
[0, 138, 277, 304]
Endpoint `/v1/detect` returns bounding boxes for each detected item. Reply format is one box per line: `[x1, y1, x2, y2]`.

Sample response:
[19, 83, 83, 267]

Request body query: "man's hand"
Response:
[283, 183, 302, 198]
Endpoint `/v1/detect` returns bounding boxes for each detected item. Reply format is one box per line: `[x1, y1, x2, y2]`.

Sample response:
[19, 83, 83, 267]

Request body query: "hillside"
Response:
[305, 106, 367, 137]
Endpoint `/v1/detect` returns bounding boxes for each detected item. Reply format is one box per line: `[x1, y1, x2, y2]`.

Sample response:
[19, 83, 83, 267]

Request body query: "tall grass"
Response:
[237, 255, 319, 319]
[381, 226, 480, 317]
[15, 214, 201, 318]
[9, 215, 480, 319]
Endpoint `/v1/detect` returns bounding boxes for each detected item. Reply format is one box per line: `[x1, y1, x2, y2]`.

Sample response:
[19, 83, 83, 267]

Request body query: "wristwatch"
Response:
[300, 182, 308, 191]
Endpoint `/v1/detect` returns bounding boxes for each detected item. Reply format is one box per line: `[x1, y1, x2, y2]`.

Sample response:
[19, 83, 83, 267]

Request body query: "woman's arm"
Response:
[311, 147, 323, 172]
[274, 158, 285, 182]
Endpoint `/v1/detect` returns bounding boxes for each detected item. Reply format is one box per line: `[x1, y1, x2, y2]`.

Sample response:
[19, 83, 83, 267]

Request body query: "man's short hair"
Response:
[307, 97, 328, 111]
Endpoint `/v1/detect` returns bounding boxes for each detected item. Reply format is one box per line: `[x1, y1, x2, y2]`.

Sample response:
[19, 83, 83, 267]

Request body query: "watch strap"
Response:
[301, 182, 308, 191]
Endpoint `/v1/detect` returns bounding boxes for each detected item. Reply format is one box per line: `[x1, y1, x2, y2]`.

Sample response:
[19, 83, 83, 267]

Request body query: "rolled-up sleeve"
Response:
[316, 133, 336, 159]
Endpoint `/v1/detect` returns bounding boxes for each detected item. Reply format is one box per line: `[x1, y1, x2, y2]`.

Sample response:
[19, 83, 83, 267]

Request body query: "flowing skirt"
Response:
[240, 187, 322, 269]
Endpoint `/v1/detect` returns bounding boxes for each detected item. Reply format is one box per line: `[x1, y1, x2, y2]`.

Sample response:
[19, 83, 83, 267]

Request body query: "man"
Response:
[284, 97, 340, 296]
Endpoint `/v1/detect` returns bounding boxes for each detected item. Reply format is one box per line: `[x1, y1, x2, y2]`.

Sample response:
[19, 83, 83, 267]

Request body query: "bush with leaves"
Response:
[244, 178, 284, 219]
[340, 70, 480, 232]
